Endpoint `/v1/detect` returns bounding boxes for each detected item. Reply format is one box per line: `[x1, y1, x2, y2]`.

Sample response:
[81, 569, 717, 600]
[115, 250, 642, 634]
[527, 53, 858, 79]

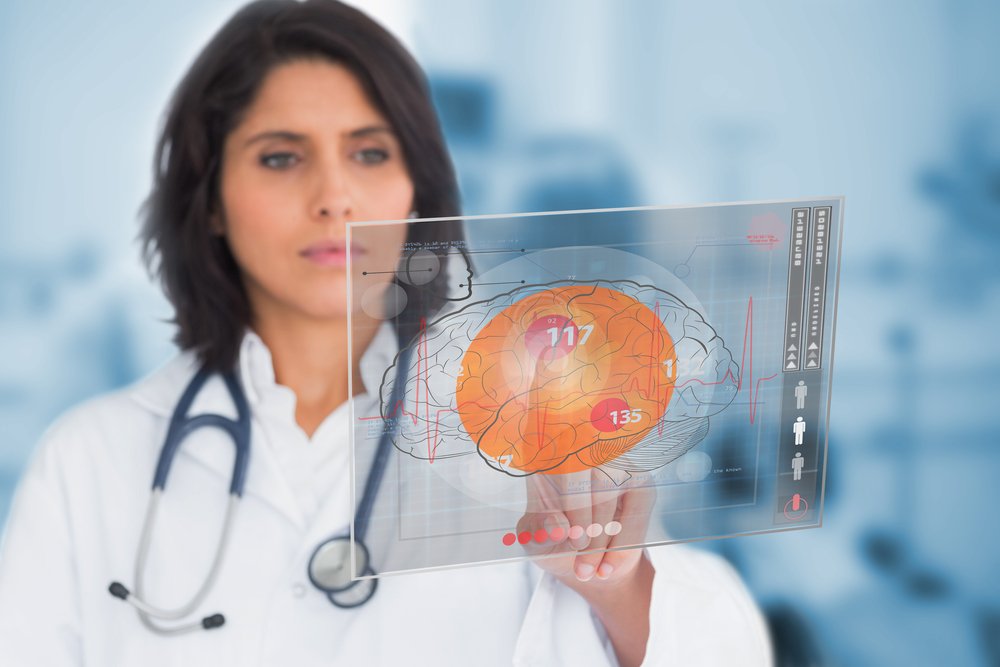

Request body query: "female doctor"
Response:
[0, 1, 773, 665]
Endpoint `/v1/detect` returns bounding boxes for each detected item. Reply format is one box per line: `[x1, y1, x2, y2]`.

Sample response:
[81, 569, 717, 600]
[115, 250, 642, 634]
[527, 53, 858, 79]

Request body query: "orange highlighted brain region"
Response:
[380, 280, 739, 485]
[456, 285, 677, 475]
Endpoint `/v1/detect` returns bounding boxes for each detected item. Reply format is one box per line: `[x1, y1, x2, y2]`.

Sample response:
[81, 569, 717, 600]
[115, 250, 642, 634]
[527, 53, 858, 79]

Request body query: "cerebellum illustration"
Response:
[380, 279, 739, 484]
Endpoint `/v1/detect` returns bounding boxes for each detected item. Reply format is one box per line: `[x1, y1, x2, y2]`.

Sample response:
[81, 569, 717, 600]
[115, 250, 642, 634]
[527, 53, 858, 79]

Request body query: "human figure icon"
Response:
[792, 452, 804, 480]
[793, 417, 806, 445]
[794, 380, 808, 410]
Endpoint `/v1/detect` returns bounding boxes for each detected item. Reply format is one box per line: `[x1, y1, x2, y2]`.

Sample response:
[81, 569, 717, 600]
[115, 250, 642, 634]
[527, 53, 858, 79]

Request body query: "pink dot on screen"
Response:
[549, 526, 566, 541]
[502, 532, 516, 546]
[533, 529, 548, 543]
[586, 523, 603, 538]
[518, 531, 532, 545]
[524, 315, 576, 360]
[569, 525, 584, 540]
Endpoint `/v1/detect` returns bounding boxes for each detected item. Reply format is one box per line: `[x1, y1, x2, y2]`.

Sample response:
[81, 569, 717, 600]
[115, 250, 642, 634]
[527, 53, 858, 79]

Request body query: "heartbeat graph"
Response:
[671, 296, 777, 425]
[358, 316, 457, 463]
[359, 296, 777, 464]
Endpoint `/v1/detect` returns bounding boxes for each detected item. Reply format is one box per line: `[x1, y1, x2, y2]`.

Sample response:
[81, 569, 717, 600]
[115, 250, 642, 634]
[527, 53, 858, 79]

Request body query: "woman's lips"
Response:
[299, 240, 366, 267]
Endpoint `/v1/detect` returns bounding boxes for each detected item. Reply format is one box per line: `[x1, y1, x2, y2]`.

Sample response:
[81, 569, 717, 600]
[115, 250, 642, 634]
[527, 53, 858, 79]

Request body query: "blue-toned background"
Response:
[2, 1, 998, 665]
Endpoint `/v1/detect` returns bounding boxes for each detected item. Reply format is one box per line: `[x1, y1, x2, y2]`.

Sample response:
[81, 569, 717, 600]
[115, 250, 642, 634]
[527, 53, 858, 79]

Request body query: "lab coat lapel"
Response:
[302, 322, 400, 546]
[301, 394, 378, 547]
[129, 323, 401, 534]
[130, 353, 307, 529]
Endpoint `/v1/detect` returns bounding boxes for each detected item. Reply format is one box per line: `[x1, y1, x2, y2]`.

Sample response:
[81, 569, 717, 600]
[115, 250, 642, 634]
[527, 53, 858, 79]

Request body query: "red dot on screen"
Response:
[590, 397, 629, 433]
[549, 526, 566, 542]
[502, 532, 516, 546]
[518, 531, 532, 545]
[533, 529, 548, 543]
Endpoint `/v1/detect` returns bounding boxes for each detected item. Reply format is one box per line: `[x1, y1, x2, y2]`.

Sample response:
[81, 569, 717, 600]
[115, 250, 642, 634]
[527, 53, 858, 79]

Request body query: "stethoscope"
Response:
[108, 345, 412, 634]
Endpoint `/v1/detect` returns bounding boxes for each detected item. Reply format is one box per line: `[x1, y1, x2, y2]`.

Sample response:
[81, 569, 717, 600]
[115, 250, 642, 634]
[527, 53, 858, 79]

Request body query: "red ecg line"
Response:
[358, 317, 455, 463]
[669, 296, 776, 424]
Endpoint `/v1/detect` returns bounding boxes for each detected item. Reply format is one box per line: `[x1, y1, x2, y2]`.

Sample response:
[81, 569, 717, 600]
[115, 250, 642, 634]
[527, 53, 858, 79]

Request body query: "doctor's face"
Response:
[217, 58, 413, 324]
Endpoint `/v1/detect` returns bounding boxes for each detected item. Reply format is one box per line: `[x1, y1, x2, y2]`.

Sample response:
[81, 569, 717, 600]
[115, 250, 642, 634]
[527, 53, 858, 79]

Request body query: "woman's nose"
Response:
[310, 159, 353, 222]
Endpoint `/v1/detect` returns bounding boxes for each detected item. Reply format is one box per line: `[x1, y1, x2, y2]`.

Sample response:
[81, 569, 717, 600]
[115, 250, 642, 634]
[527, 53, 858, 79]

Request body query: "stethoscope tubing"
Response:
[112, 338, 415, 626]
[111, 368, 250, 634]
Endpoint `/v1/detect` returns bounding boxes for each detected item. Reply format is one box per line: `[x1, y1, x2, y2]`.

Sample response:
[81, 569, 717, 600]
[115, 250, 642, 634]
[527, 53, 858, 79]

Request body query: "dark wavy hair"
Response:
[140, 0, 463, 372]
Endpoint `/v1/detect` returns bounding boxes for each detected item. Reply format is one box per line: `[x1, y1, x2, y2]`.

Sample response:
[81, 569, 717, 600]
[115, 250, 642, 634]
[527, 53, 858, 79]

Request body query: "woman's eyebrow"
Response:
[242, 125, 394, 148]
[242, 130, 306, 148]
[347, 125, 394, 138]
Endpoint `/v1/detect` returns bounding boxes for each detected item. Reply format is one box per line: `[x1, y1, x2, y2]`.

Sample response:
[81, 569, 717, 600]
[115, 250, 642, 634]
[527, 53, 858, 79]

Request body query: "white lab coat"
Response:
[0, 326, 773, 666]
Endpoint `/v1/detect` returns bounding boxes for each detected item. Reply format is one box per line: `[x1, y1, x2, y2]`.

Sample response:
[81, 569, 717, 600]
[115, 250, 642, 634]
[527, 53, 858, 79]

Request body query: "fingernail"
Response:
[597, 563, 614, 580]
[576, 563, 595, 581]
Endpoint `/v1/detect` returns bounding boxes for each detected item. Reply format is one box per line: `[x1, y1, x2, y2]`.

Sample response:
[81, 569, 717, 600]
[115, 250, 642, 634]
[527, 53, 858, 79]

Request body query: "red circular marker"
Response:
[517, 530, 532, 545]
[533, 529, 548, 544]
[502, 532, 516, 546]
[590, 397, 630, 432]
[549, 526, 566, 542]
[524, 316, 577, 360]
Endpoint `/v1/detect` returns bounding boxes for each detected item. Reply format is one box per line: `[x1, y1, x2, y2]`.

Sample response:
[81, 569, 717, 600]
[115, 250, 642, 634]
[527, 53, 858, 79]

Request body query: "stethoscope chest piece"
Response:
[308, 537, 378, 609]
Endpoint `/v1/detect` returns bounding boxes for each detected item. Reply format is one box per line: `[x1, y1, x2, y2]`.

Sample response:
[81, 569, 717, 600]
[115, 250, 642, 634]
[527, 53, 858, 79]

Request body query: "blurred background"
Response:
[1, 0, 998, 665]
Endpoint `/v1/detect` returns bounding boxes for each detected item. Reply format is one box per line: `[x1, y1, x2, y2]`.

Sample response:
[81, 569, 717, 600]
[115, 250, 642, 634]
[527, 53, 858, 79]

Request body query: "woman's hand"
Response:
[516, 469, 656, 585]
[516, 469, 658, 667]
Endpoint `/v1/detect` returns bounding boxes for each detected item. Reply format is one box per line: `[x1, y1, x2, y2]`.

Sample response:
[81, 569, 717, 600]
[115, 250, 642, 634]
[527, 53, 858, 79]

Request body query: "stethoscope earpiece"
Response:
[108, 581, 227, 633]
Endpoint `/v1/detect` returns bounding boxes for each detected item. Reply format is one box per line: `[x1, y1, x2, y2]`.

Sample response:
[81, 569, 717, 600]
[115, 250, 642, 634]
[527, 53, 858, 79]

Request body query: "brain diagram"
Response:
[381, 280, 740, 484]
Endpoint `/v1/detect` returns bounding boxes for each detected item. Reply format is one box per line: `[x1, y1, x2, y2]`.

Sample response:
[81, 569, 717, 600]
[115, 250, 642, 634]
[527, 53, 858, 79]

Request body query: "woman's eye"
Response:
[259, 152, 300, 169]
[353, 148, 390, 165]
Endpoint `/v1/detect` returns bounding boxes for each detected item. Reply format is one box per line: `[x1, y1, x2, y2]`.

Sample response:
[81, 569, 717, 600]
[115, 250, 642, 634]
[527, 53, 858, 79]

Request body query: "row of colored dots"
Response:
[501, 521, 623, 546]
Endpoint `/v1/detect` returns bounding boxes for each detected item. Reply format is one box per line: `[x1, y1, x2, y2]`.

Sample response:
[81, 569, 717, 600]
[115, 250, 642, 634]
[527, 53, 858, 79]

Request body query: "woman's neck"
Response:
[251, 312, 380, 439]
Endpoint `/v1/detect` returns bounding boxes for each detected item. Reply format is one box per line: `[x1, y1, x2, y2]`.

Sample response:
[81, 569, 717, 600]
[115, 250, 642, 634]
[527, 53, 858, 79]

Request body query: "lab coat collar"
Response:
[129, 323, 398, 418]
[128, 322, 400, 530]
[238, 323, 400, 410]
